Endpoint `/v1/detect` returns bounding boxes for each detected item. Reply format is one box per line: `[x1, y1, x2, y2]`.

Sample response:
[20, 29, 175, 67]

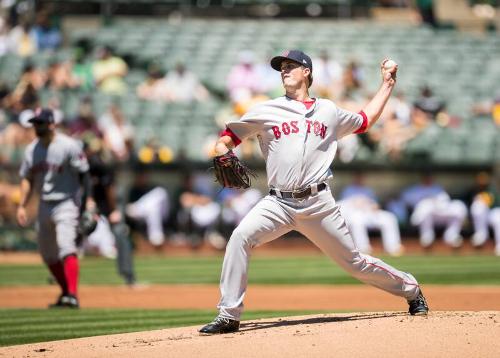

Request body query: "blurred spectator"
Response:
[4, 64, 42, 115]
[67, 97, 102, 139]
[339, 173, 403, 256]
[98, 103, 134, 162]
[472, 93, 500, 127]
[92, 46, 128, 95]
[166, 63, 209, 103]
[412, 0, 437, 27]
[30, 10, 61, 52]
[0, 16, 9, 57]
[412, 86, 447, 128]
[368, 110, 417, 161]
[0, 109, 36, 164]
[46, 59, 79, 91]
[390, 92, 412, 126]
[390, 175, 467, 248]
[71, 49, 94, 92]
[46, 96, 65, 125]
[0, 180, 22, 224]
[12, 62, 46, 93]
[226, 50, 262, 103]
[342, 59, 364, 98]
[311, 50, 343, 99]
[136, 65, 171, 102]
[7, 21, 36, 57]
[126, 172, 170, 248]
[463, 172, 500, 254]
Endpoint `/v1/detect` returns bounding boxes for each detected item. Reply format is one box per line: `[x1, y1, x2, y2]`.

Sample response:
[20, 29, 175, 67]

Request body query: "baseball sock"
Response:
[48, 261, 68, 295]
[63, 255, 79, 297]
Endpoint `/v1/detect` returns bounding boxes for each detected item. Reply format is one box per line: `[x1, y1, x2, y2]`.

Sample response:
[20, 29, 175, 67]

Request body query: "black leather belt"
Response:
[269, 183, 327, 199]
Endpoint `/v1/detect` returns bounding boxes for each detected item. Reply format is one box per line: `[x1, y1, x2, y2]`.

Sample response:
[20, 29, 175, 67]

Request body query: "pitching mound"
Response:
[2, 311, 499, 357]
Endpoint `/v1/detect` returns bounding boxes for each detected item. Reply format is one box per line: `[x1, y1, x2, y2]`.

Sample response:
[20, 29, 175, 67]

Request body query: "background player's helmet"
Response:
[28, 108, 55, 124]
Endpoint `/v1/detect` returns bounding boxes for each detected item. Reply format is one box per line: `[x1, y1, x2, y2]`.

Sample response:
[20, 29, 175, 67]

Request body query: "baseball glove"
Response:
[212, 150, 254, 189]
[78, 210, 98, 236]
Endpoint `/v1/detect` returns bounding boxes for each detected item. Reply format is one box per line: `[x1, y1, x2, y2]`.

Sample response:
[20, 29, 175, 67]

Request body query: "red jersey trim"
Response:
[220, 127, 242, 146]
[354, 110, 368, 134]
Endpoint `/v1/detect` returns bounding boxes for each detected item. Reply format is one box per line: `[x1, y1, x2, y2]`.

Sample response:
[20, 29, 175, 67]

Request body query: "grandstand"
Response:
[1, 15, 499, 163]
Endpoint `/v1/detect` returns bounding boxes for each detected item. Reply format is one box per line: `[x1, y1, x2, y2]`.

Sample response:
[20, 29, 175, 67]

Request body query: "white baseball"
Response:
[383, 59, 397, 70]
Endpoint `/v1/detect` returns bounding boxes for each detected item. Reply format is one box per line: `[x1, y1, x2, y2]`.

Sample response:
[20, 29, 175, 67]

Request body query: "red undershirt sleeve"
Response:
[220, 127, 242, 146]
[353, 110, 368, 134]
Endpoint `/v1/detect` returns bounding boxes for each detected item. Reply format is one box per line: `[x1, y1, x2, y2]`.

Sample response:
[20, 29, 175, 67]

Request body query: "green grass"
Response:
[1, 254, 500, 286]
[0, 309, 322, 347]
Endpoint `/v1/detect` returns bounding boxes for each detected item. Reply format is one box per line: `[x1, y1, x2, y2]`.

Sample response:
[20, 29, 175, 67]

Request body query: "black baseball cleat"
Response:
[48, 294, 66, 308]
[408, 290, 429, 316]
[49, 294, 79, 309]
[199, 316, 240, 335]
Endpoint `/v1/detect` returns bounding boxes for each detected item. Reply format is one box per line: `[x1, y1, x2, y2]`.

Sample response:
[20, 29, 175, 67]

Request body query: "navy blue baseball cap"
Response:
[270, 50, 313, 86]
[28, 108, 55, 124]
[271, 50, 313, 71]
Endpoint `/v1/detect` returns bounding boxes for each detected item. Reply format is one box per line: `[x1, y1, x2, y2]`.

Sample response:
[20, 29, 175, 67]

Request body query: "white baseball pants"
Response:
[127, 187, 169, 246]
[217, 188, 420, 320]
[471, 200, 500, 252]
[340, 206, 402, 256]
[411, 196, 467, 247]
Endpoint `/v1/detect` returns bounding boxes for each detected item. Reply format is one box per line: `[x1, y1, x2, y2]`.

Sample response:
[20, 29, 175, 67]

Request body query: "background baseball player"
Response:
[339, 173, 403, 256]
[16, 108, 92, 308]
[200, 50, 428, 335]
[83, 138, 136, 285]
[467, 172, 500, 255]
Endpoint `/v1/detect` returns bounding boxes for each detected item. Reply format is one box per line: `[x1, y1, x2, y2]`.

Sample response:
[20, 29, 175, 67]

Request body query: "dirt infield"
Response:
[2, 311, 499, 357]
[1, 284, 500, 311]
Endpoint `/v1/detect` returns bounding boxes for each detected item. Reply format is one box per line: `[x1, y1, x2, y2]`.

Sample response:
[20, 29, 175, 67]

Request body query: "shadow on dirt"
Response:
[240, 312, 408, 332]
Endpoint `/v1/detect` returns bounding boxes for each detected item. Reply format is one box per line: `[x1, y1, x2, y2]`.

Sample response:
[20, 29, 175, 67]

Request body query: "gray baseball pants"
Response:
[217, 187, 420, 320]
[37, 199, 79, 264]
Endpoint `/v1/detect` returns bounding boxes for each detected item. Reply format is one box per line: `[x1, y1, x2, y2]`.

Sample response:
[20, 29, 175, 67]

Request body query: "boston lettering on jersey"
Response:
[272, 120, 327, 139]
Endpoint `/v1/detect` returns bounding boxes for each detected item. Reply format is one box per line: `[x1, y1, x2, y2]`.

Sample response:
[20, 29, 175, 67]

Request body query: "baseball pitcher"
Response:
[201, 50, 428, 334]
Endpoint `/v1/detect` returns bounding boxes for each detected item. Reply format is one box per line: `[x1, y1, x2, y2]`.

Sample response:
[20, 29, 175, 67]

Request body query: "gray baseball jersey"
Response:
[20, 132, 88, 263]
[226, 96, 366, 191]
[19, 132, 89, 202]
